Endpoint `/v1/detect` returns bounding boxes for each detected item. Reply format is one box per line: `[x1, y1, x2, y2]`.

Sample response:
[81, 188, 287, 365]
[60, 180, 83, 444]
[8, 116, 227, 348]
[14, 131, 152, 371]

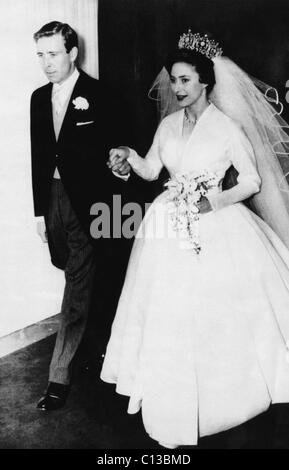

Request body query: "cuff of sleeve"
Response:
[206, 193, 219, 211]
[127, 148, 137, 164]
[112, 170, 130, 181]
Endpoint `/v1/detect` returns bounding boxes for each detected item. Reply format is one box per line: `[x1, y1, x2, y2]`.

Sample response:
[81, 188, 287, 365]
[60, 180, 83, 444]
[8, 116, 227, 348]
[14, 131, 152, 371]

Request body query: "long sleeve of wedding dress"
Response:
[127, 106, 261, 213]
[127, 123, 164, 181]
[207, 125, 261, 211]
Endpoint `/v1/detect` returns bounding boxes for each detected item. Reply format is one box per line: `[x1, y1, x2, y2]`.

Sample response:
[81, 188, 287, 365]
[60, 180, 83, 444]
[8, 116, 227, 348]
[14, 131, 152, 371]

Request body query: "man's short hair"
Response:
[33, 21, 78, 53]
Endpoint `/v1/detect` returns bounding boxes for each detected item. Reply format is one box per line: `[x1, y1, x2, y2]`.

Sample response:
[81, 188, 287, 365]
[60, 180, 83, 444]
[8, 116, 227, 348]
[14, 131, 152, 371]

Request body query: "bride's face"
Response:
[170, 62, 207, 108]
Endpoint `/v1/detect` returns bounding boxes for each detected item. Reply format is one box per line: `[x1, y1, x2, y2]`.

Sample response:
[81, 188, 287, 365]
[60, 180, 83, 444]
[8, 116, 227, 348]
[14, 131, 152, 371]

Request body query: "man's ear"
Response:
[202, 83, 208, 94]
[69, 46, 78, 63]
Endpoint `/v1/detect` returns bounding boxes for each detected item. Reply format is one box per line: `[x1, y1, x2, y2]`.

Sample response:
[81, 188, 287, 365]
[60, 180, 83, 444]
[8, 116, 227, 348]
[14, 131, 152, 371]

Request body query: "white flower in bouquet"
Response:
[165, 169, 218, 254]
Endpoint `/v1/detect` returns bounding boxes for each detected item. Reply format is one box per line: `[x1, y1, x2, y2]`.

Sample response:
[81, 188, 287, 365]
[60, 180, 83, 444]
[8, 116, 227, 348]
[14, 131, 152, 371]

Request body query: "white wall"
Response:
[0, 0, 98, 337]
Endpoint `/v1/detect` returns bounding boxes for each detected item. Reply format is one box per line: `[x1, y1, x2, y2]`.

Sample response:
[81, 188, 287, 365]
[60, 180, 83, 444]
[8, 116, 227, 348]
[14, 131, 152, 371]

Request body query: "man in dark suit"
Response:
[31, 21, 130, 410]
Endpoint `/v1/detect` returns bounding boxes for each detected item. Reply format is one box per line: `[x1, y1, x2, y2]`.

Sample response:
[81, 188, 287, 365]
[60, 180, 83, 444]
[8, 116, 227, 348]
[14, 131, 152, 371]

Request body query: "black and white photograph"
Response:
[1, 0, 289, 453]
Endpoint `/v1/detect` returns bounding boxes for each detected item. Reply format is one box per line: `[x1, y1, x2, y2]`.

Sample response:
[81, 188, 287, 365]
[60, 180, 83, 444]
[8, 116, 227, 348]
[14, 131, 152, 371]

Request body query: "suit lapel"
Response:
[56, 71, 88, 145]
[42, 83, 56, 146]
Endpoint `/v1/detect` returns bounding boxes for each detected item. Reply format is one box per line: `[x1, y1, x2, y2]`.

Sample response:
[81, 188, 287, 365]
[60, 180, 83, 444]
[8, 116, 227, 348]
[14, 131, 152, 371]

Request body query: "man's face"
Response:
[36, 33, 77, 84]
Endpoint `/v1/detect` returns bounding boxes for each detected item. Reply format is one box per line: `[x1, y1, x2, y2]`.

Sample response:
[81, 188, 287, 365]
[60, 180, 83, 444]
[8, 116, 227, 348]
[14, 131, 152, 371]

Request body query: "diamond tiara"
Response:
[178, 30, 223, 60]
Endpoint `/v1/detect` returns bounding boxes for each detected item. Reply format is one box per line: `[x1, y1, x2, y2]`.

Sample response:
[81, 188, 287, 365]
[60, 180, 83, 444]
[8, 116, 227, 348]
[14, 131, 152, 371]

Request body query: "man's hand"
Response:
[113, 159, 131, 175]
[107, 147, 131, 175]
[197, 196, 212, 214]
[37, 221, 48, 243]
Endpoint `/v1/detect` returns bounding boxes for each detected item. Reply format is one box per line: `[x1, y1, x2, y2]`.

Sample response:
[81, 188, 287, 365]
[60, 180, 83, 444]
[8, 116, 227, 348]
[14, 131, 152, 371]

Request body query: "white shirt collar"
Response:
[52, 67, 80, 103]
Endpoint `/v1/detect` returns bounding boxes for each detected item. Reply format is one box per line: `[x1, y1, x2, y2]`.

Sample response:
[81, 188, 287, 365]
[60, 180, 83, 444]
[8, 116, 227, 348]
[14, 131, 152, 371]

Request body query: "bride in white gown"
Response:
[101, 31, 289, 448]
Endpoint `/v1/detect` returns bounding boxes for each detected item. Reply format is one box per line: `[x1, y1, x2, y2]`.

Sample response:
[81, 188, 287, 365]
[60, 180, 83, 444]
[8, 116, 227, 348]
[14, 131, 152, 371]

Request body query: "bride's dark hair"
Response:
[165, 49, 216, 95]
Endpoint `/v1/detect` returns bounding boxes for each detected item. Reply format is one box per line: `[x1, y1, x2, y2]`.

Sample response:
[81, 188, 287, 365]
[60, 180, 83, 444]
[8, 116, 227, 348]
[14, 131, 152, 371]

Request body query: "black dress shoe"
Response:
[37, 382, 70, 411]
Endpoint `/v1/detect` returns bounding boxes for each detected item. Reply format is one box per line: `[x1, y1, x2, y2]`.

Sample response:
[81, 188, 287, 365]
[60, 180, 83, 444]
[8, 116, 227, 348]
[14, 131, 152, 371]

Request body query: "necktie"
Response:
[52, 88, 62, 115]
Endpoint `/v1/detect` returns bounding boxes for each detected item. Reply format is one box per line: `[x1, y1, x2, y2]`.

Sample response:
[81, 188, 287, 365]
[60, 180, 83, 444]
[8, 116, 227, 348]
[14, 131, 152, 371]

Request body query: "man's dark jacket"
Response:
[31, 69, 131, 252]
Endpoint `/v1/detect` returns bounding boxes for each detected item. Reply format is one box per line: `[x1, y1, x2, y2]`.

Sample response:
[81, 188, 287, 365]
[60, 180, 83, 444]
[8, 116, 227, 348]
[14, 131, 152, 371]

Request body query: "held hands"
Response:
[107, 147, 131, 176]
[197, 196, 212, 214]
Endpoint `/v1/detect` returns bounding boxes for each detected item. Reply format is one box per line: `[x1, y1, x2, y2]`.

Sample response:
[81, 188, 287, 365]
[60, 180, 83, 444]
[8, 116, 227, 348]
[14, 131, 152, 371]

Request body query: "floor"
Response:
[1, 323, 289, 450]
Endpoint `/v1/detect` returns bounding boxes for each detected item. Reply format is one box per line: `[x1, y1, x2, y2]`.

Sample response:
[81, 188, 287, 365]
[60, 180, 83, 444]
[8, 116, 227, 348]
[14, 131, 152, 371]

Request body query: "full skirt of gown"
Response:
[100, 191, 289, 447]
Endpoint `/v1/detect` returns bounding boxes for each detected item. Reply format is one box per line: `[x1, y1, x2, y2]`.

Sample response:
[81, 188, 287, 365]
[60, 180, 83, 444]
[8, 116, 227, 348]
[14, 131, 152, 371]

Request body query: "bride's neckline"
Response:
[181, 102, 213, 138]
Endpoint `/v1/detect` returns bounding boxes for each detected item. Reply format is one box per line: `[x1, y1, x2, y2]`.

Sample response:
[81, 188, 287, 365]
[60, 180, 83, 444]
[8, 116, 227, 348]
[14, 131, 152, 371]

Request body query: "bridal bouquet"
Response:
[164, 170, 218, 253]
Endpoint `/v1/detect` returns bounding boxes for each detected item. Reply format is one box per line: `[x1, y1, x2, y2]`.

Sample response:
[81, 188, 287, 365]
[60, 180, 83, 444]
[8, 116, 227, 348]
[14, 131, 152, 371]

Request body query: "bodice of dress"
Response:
[127, 103, 261, 211]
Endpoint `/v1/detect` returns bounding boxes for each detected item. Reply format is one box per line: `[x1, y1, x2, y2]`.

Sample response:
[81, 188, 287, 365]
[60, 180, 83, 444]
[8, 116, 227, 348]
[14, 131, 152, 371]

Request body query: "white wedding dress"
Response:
[100, 103, 289, 447]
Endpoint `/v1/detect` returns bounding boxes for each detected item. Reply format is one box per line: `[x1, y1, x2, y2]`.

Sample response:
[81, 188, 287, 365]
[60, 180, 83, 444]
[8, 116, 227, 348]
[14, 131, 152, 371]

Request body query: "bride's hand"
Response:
[197, 196, 212, 214]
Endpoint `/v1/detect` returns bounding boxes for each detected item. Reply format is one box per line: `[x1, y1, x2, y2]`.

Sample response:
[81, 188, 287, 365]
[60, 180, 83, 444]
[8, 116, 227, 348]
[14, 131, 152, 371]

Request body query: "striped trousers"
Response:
[46, 179, 96, 385]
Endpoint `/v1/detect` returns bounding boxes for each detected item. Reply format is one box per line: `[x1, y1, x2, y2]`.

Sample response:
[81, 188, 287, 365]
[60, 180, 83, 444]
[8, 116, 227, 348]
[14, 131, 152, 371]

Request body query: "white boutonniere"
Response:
[72, 96, 89, 110]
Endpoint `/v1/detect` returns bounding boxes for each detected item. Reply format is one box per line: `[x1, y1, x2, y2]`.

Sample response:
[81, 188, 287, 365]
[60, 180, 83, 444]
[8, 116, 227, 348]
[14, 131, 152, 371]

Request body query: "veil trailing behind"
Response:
[149, 56, 289, 250]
